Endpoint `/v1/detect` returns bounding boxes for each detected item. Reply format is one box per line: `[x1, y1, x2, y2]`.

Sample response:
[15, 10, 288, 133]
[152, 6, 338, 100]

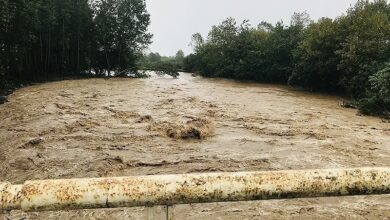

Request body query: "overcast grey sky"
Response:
[145, 0, 358, 56]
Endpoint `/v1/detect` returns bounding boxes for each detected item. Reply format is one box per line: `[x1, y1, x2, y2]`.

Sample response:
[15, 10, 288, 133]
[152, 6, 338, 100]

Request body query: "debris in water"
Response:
[18, 137, 44, 149]
[149, 118, 215, 140]
[135, 115, 153, 123]
[28, 138, 43, 145]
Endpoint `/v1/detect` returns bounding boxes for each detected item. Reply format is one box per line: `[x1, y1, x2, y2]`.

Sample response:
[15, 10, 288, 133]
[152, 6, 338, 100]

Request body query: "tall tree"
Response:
[184, 0, 390, 116]
[175, 50, 185, 63]
[0, 0, 152, 84]
[337, 0, 390, 98]
[289, 18, 343, 92]
[94, 0, 152, 75]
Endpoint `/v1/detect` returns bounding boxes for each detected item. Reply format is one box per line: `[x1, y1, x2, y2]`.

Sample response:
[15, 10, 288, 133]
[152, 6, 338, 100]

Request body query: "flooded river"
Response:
[1, 73, 389, 219]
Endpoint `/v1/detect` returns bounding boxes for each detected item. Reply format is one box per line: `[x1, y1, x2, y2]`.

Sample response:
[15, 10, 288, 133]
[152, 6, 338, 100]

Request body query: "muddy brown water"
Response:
[1, 73, 389, 219]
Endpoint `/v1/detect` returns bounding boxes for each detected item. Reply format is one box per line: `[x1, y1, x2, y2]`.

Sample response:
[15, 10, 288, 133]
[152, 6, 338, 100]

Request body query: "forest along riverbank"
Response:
[1, 73, 389, 219]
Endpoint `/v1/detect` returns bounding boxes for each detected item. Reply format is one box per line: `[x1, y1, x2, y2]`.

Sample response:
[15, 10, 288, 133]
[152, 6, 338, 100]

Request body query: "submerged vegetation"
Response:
[138, 50, 184, 78]
[184, 0, 390, 117]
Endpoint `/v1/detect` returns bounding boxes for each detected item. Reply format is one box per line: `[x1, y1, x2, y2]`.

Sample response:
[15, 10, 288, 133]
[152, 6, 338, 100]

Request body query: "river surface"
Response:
[1, 73, 389, 219]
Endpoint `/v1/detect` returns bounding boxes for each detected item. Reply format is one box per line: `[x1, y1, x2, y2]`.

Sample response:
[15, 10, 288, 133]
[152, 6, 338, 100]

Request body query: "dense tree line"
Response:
[0, 0, 152, 89]
[184, 0, 390, 117]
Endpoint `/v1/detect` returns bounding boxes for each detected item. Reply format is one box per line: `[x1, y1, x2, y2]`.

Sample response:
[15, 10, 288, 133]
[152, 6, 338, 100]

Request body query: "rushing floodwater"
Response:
[1, 73, 389, 219]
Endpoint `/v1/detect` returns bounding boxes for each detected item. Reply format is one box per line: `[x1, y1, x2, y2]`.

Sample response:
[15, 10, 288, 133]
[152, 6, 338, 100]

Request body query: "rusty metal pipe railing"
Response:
[1, 168, 389, 212]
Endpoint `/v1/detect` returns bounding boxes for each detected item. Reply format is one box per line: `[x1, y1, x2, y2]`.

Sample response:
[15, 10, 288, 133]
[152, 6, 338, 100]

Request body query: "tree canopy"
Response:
[0, 0, 152, 86]
[1, 0, 390, 117]
[184, 0, 390, 117]
[137, 50, 185, 78]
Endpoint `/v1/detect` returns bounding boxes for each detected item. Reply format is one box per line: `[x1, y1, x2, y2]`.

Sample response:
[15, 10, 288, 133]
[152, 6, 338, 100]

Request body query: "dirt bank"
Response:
[1, 73, 389, 219]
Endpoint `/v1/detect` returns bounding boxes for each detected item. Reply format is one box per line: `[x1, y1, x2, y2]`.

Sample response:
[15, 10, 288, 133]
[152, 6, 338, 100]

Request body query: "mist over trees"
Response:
[184, 0, 390, 117]
[0, 0, 152, 88]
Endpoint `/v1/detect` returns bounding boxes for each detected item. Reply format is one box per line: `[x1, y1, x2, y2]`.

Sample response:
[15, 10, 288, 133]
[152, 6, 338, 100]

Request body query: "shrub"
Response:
[358, 63, 390, 117]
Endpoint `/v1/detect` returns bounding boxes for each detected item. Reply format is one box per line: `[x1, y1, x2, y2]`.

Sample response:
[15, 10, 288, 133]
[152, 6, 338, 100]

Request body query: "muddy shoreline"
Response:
[1, 73, 389, 219]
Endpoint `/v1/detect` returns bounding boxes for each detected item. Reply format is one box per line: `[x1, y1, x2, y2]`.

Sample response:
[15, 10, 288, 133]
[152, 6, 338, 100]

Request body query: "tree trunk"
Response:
[118, 45, 121, 71]
[105, 48, 111, 77]
[47, 34, 51, 78]
[77, 33, 80, 75]
[62, 19, 65, 76]
[40, 33, 43, 76]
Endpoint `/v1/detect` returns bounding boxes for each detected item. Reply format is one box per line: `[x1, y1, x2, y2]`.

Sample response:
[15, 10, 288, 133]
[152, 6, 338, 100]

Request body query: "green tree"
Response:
[175, 50, 185, 63]
[184, 14, 306, 82]
[262, 12, 309, 83]
[359, 63, 390, 117]
[148, 52, 162, 63]
[190, 33, 204, 52]
[94, 0, 152, 76]
[289, 18, 343, 92]
[337, 0, 390, 98]
[0, 0, 153, 88]
[116, 0, 152, 71]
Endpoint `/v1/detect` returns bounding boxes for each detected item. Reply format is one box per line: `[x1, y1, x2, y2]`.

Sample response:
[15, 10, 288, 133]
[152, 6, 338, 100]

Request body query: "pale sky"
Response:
[145, 0, 358, 56]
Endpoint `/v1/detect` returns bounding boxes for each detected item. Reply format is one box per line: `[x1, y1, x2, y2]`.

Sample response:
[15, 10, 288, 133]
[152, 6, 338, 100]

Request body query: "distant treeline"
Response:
[138, 50, 184, 77]
[0, 0, 152, 88]
[184, 0, 390, 117]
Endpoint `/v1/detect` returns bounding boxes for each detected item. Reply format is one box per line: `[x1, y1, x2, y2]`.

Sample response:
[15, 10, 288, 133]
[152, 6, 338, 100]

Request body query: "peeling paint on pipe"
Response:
[1, 168, 389, 212]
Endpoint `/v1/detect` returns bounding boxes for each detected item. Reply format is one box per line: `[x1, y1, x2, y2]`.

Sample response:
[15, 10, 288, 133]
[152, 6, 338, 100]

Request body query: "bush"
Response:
[358, 63, 390, 117]
[154, 62, 180, 78]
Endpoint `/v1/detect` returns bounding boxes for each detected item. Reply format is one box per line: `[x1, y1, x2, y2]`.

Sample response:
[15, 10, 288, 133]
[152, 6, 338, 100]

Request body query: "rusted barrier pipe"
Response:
[1, 168, 389, 212]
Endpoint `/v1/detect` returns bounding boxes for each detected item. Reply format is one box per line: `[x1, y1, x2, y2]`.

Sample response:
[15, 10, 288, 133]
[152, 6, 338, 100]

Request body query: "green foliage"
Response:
[93, 0, 152, 75]
[289, 18, 343, 92]
[139, 60, 180, 78]
[154, 62, 180, 78]
[184, 14, 309, 83]
[337, 0, 390, 99]
[148, 52, 162, 63]
[175, 50, 185, 63]
[184, 0, 390, 117]
[359, 63, 390, 117]
[190, 33, 204, 53]
[0, 0, 152, 84]
[137, 50, 184, 78]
